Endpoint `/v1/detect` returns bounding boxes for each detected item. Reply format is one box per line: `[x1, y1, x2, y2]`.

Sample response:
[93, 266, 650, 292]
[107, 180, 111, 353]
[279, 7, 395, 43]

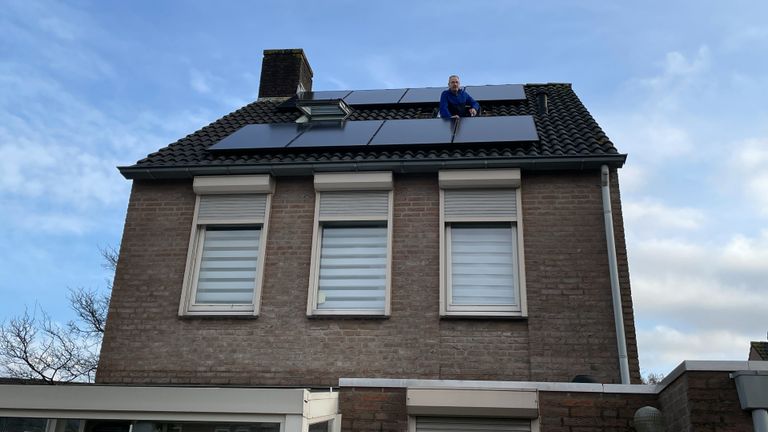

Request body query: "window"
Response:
[439, 169, 526, 317]
[180, 175, 273, 316]
[412, 417, 532, 432]
[308, 172, 393, 316]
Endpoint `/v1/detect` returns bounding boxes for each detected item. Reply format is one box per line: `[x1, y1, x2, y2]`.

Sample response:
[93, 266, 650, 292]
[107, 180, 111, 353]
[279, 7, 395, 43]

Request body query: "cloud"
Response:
[638, 325, 755, 374]
[624, 199, 706, 231]
[189, 69, 212, 94]
[729, 137, 768, 215]
[600, 108, 695, 165]
[631, 233, 768, 340]
[363, 54, 406, 89]
[640, 46, 711, 111]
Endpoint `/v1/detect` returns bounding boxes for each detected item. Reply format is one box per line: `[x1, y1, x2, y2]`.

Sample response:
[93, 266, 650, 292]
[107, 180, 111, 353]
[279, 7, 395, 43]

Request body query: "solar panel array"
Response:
[282, 84, 526, 107]
[209, 116, 538, 151]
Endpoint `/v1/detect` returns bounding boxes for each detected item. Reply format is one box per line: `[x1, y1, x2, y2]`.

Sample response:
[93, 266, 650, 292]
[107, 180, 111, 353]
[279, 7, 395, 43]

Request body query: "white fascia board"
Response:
[439, 168, 521, 189]
[314, 172, 392, 191]
[0, 385, 307, 420]
[193, 175, 274, 194]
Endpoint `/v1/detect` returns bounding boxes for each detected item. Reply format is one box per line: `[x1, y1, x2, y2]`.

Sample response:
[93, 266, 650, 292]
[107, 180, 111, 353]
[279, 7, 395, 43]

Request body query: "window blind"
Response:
[195, 227, 260, 304]
[319, 191, 389, 219]
[197, 194, 267, 224]
[316, 226, 387, 311]
[443, 189, 517, 220]
[450, 224, 518, 306]
[415, 417, 530, 432]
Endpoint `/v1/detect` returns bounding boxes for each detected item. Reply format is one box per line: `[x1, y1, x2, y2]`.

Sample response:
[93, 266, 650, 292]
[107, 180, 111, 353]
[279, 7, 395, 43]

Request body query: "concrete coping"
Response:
[339, 360, 768, 395]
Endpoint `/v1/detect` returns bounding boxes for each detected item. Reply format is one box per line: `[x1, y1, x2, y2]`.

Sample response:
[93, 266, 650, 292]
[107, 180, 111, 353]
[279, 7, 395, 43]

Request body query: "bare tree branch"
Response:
[67, 287, 108, 335]
[0, 245, 117, 383]
[99, 244, 119, 273]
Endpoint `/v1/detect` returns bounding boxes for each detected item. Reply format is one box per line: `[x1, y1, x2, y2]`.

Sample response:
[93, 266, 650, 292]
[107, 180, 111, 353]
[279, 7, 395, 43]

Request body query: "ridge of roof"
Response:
[119, 83, 623, 180]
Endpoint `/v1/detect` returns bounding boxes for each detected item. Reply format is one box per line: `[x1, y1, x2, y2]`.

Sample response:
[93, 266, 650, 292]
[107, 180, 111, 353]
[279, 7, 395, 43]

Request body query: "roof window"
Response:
[295, 95, 351, 122]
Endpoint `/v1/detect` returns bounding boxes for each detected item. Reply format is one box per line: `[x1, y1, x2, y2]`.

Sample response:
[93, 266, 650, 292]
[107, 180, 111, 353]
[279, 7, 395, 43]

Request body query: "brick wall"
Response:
[338, 387, 407, 432]
[538, 391, 658, 431]
[524, 170, 639, 383]
[659, 371, 753, 432]
[97, 170, 638, 385]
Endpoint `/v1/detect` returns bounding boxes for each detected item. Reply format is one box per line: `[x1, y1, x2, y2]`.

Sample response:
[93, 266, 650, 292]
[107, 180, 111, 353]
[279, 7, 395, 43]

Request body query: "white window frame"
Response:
[179, 175, 274, 316]
[439, 169, 527, 317]
[307, 172, 394, 317]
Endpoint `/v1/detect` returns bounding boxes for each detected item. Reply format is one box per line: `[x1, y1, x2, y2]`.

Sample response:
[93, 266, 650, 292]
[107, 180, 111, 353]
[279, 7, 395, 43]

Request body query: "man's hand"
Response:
[451, 115, 460, 119]
[469, 108, 477, 117]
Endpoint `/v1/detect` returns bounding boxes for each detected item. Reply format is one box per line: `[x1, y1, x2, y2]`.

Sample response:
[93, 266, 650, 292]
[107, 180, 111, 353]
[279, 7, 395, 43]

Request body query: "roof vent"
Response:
[536, 92, 549, 115]
[295, 95, 352, 122]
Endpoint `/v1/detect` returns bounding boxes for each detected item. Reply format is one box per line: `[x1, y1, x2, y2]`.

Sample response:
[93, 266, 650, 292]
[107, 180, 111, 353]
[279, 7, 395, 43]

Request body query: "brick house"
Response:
[2, 49, 767, 432]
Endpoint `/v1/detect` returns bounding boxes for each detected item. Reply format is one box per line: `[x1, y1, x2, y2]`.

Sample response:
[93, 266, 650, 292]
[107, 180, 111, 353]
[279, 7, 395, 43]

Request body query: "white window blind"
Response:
[197, 194, 267, 224]
[415, 417, 531, 432]
[443, 189, 517, 220]
[316, 225, 387, 311]
[319, 191, 389, 219]
[449, 224, 518, 306]
[194, 227, 261, 304]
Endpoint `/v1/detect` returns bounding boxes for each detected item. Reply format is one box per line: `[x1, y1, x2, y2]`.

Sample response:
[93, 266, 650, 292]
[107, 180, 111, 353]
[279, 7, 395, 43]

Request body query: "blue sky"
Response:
[1, 0, 767, 377]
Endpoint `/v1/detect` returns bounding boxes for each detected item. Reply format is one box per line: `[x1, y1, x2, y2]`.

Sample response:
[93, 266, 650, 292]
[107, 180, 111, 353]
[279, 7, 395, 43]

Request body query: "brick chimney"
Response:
[258, 49, 313, 99]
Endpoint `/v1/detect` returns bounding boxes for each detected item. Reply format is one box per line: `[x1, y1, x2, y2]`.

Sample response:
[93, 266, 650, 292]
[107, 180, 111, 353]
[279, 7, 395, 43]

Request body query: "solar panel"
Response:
[287, 120, 384, 148]
[209, 123, 302, 150]
[297, 90, 352, 100]
[398, 87, 445, 104]
[452, 115, 538, 144]
[369, 118, 456, 146]
[465, 84, 526, 101]
[343, 89, 408, 105]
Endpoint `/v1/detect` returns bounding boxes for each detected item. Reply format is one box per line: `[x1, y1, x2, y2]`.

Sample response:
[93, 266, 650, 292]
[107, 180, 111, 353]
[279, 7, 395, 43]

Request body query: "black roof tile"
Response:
[120, 84, 625, 179]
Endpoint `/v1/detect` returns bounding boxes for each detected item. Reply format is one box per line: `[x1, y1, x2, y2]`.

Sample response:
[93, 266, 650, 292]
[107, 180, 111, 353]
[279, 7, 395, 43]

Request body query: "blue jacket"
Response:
[439, 88, 480, 118]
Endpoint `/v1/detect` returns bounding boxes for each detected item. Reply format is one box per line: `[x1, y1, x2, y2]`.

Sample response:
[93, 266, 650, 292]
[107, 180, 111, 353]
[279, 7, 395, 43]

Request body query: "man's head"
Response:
[448, 75, 460, 93]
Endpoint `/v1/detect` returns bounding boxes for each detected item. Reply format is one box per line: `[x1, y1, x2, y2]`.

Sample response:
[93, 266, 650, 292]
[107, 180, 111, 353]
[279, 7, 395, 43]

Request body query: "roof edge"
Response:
[117, 154, 627, 180]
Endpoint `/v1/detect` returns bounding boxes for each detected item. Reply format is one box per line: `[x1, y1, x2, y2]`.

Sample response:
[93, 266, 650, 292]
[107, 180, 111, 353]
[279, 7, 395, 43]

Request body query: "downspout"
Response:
[601, 165, 631, 384]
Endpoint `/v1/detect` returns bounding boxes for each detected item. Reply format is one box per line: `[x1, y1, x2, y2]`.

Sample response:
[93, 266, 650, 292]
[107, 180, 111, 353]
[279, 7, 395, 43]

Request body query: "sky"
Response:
[1, 0, 767, 378]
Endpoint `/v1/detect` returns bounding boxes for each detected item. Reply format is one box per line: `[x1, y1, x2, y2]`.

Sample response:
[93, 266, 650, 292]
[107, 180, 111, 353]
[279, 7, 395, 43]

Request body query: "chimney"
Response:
[258, 49, 313, 99]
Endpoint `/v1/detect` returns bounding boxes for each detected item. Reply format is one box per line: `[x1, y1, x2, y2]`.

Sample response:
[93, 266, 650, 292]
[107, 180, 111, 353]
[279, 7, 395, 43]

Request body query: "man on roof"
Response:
[440, 75, 480, 118]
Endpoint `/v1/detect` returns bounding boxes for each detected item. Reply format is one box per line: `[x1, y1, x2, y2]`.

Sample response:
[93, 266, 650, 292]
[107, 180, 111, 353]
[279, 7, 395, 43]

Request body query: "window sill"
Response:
[308, 312, 389, 320]
[440, 312, 528, 320]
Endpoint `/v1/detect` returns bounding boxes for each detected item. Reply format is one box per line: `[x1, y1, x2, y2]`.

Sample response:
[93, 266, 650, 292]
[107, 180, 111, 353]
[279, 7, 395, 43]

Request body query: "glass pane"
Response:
[308, 422, 330, 432]
[0, 418, 48, 432]
[129, 423, 279, 432]
[317, 225, 387, 311]
[195, 227, 260, 304]
[450, 224, 517, 305]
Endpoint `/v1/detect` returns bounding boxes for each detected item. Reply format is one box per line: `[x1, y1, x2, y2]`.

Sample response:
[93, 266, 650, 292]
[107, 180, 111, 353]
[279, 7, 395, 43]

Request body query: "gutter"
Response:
[601, 165, 631, 384]
[118, 154, 627, 180]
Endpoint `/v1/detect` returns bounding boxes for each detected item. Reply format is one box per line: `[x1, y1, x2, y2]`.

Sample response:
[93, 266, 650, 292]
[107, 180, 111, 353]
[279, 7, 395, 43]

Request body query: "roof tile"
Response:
[122, 84, 623, 177]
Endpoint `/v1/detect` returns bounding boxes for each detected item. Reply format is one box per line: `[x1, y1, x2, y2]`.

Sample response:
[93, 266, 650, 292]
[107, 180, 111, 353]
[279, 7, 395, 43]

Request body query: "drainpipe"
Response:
[732, 371, 768, 432]
[601, 165, 631, 384]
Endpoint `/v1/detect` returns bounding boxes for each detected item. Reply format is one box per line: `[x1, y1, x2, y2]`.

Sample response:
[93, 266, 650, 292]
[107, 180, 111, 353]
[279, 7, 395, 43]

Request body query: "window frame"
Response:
[438, 169, 527, 318]
[179, 175, 274, 317]
[307, 172, 394, 317]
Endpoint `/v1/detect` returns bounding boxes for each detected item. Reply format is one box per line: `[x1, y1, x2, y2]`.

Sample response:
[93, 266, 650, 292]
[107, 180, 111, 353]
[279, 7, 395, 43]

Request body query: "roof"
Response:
[119, 83, 625, 180]
[751, 341, 768, 360]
